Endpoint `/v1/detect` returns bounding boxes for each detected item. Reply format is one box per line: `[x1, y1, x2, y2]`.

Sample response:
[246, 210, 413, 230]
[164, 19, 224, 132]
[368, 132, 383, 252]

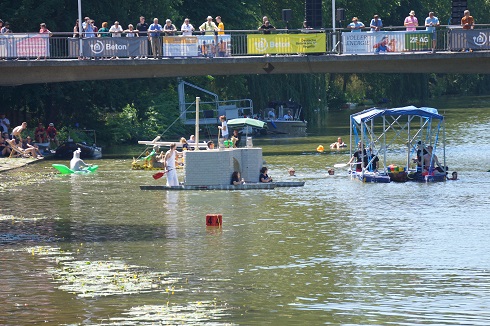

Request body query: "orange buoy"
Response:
[206, 214, 222, 227]
[317, 145, 324, 152]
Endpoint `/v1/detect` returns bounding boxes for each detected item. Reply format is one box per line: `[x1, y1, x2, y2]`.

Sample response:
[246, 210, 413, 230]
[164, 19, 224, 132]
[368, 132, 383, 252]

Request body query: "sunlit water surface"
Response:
[1, 105, 489, 325]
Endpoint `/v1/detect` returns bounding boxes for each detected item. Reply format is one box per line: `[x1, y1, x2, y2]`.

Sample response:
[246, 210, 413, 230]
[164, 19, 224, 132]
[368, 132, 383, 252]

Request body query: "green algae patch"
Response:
[18, 245, 233, 323]
[49, 260, 180, 298]
[102, 301, 232, 325]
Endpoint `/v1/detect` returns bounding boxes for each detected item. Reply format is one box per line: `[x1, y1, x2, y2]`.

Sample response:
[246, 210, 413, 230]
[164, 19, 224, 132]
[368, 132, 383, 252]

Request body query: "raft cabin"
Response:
[140, 97, 305, 190]
[348, 105, 446, 183]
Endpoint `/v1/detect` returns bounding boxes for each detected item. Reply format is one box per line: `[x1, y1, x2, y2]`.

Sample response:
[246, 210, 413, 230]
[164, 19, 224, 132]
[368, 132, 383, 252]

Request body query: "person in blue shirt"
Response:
[425, 12, 440, 53]
[370, 15, 382, 31]
[347, 17, 365, 32]
[148, 18, 162, 58]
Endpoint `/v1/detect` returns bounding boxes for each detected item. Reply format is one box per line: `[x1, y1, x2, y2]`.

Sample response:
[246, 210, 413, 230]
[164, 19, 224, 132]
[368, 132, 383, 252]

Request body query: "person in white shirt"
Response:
[181, 18, 195, 36]
[109, 21, 123, 37]
[109, 21, 123, 59]
[218, 115, 228, 139]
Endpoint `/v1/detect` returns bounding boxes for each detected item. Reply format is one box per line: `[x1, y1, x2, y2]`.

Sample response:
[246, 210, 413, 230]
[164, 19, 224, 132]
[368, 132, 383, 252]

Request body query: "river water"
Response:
[1, 103, 489, 325]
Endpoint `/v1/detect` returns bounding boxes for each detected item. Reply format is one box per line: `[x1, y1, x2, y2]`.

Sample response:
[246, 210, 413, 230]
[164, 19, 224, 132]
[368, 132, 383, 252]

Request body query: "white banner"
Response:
[342, 31, 432, 54]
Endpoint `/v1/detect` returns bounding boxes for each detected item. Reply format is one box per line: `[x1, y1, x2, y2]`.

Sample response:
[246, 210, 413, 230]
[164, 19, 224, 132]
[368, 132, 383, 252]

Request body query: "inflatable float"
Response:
[52, 164, 99, 175]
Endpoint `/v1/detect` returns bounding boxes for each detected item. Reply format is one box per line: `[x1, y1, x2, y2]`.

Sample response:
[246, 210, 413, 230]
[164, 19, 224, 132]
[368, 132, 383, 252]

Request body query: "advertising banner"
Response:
[163, 36, 199, 57]
[68, 38, 149, 57]
[449, 29, 490, 50]
[247, 33, 326, 54]
[196, 35, 231, 57]
[342, 31, 432, 54]
[16, 34, 50, 57]
[0, 35, 11, 57]
[0, 34, 49, 58]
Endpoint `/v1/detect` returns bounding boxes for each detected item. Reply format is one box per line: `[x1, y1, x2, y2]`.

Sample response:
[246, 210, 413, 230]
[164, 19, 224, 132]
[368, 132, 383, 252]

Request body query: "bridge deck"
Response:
[1, 52, 489, 86]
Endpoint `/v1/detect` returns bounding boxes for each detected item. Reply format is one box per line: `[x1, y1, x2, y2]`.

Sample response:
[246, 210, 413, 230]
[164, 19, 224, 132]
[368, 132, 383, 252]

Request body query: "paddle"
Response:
[334, 162, 361, 168]
[152, 169, 173, 180]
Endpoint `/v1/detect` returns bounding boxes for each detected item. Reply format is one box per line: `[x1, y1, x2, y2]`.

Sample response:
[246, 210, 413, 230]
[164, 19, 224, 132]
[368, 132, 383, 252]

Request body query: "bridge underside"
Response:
[1, 52, 489, 86]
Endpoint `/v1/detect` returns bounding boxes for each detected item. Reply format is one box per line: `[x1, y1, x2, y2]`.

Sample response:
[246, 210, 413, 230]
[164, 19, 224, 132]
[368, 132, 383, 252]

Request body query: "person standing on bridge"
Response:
[148, 18, 163, 59]
[461, 10, 474, 30]
[109, 21, 123, 59]
[136, 16, 149, 59]
[181, 18, 195, 36]
[258, 20, 276, 34]
[137, 16, 148, 38]
[404, 11, 418, 31]
[425, 12, 440, 53]
[369, 15, 382, 32]
[199, 16, 218, 35]
[1, 21, 12, 34]
[347, 17, 364, 32]
[216, 16, 224, 35]
[109, 21, 123, 37]
[163, 19, 177, 36]
[461, 10, 474, 52]
[37, 23, 52, 60]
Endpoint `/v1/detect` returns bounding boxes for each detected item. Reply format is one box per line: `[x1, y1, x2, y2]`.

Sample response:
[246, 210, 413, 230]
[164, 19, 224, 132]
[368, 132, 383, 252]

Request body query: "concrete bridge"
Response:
[1, 52, 489, 86]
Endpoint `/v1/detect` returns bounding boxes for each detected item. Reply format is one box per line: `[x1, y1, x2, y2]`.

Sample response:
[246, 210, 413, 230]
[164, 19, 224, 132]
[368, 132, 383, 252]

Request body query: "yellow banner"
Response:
[247, 33, 326, 54]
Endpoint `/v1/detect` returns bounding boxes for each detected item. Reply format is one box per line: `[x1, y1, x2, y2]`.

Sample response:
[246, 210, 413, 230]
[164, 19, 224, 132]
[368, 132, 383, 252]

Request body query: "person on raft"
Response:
[70, 148, 90, 171]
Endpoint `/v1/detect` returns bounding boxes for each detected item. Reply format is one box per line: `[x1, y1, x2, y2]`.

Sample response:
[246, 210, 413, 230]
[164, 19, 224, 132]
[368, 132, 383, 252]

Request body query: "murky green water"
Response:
[1, 104, 490, 325]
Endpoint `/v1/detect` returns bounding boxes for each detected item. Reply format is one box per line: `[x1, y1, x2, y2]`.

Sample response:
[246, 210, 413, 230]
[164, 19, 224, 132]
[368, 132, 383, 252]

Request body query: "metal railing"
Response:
[0, 26, 488, 60]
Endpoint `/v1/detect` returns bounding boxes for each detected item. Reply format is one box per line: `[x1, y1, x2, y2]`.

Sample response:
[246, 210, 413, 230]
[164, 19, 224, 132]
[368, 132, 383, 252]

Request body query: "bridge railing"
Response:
[0, 26, 488, 60]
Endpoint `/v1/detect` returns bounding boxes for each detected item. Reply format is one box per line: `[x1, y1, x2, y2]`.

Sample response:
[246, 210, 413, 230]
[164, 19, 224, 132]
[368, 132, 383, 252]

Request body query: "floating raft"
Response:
[350, 171, 391, 183]
[52, 164, 99, 175]
[139, 181, 304, 191]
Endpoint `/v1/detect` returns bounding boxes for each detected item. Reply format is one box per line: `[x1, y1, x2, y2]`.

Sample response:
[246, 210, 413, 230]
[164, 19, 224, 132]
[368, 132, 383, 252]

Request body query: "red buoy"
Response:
[206, 214, 222, 227]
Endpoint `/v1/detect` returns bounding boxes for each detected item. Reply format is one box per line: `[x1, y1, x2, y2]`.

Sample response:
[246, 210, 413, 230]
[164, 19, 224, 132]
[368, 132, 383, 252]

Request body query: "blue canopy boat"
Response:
[349, 106, 446, 183]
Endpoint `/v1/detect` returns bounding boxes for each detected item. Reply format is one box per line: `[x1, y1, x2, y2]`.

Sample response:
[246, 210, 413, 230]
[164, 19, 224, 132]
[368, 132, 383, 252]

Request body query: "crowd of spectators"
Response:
[0, 113, 59, 158]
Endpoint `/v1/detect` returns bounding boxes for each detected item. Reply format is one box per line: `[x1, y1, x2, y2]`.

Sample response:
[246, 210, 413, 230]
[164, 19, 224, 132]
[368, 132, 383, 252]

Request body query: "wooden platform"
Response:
[139, 181, 305, 191]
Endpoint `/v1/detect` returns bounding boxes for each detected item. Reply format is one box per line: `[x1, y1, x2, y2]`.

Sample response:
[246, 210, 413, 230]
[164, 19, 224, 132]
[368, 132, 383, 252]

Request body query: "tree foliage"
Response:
[1, 0, 489, 145]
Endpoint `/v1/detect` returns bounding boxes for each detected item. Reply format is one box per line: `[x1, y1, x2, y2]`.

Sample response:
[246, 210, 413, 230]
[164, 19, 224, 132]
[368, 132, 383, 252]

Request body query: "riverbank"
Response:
[0, 157, 44, 173]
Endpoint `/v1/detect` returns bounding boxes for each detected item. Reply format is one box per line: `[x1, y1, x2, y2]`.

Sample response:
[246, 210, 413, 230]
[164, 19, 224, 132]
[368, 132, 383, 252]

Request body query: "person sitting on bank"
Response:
[447, 171, 458, 180]
[0, 136, 11, 157]
[22, 136, 43, 158]
[260, 166, 273, 183]
[330, 137, 346, 149]
[231, 171, 245, 185]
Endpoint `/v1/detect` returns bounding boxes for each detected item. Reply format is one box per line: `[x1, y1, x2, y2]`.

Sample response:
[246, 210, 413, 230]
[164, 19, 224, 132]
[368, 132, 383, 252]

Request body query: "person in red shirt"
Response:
[35, 122, 47, 143]
[46, 123, 59, 146]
